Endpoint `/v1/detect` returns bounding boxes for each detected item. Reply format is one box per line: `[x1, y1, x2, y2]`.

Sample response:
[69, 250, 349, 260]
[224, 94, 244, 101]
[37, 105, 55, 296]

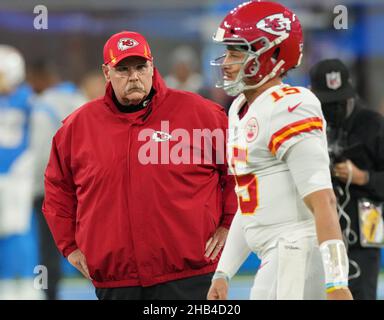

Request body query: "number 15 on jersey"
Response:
[231, 146, 258, 215]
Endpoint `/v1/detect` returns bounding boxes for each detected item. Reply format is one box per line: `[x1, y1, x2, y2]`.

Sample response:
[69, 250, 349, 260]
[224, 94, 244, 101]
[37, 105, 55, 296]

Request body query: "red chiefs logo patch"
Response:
[245, 117, 259, 142]
[256, 13, 292, 36]
[152, 131, 172, 142]
[117, 38, 139, 51]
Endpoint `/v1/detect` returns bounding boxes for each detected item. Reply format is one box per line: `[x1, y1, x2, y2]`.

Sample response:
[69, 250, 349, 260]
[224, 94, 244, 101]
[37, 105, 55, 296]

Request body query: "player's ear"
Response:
[102, 64, 111, 82]
[148, 60, 154, 76]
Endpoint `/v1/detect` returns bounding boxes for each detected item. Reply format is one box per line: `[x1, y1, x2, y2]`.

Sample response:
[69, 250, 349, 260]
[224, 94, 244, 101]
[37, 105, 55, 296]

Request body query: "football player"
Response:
[207, 1, 353, 300]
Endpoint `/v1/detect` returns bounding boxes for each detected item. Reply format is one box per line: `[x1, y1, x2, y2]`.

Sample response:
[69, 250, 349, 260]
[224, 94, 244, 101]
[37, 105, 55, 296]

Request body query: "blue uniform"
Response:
[0, 84, 32, 173]
[0, 84, 36, 280]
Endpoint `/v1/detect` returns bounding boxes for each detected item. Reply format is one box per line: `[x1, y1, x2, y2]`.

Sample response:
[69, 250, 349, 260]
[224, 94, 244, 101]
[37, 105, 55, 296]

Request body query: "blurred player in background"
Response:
[0, 45, 37, 299]
[164, 46, 203, 93]
[80, 70, 106, 101]
[28, 59, 86, 299]
[42, 31, 237, 300]
[207, 1, 352, 300]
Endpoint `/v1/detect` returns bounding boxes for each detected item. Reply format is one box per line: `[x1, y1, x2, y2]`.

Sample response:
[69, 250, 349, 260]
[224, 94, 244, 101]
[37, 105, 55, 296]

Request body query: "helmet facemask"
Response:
[211, 32, 290, 96]
[211, 44, 256, 97]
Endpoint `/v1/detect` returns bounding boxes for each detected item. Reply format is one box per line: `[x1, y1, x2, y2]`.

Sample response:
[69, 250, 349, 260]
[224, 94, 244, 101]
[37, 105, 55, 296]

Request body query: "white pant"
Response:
[250, 236, 326, 300]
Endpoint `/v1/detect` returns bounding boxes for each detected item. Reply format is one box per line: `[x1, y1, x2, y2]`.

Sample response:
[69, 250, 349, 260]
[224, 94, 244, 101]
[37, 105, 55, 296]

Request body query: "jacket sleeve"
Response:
[366, 117, 384, 200]
[219, 171, 237, 229]
[213, 106, 238, 229]
[42, 129, 78, 257]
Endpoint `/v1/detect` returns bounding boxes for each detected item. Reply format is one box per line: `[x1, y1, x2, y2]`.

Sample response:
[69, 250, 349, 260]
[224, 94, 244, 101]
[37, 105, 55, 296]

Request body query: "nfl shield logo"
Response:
[326, 71, 342, 90]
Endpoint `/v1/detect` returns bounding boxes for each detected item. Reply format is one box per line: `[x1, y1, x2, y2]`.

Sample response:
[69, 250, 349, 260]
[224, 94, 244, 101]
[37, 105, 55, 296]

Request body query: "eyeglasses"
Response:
[111, 62, 150, 77]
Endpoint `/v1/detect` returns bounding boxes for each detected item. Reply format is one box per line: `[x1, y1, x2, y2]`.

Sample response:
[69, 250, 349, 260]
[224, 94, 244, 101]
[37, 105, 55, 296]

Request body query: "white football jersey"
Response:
[227, 83, 328, 255]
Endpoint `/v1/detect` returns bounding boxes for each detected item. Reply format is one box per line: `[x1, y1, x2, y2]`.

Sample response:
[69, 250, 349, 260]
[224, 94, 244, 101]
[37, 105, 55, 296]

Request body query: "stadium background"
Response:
[0, 0, 383, 299]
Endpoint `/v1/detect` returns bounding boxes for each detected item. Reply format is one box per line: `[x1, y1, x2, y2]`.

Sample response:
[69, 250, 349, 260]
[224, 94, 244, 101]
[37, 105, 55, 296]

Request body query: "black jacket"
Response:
[334, 101, 384, 249]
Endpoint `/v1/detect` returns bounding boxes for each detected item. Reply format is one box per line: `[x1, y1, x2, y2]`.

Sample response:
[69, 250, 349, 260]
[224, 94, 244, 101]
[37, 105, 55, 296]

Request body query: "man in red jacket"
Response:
[42, 31, 237, 300]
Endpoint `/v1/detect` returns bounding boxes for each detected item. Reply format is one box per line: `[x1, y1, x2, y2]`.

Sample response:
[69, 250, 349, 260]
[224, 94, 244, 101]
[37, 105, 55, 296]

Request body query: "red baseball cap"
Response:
[103, 31, 153, 66]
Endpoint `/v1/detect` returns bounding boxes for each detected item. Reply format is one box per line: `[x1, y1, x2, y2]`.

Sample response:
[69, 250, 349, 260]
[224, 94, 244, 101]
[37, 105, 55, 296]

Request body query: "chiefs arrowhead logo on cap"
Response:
[117, 38, 139, 51]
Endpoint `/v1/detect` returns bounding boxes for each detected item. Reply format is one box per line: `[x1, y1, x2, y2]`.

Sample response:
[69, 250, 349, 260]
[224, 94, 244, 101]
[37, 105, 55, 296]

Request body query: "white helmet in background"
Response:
[0, 45, 26, 92]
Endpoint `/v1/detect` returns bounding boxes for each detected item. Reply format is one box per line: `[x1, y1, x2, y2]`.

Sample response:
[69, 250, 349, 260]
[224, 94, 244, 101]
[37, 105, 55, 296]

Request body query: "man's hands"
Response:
[205, 226, 228, 260]
[333, 159, 369, 186]
[208, 280, 354, 300]
[67, 249, 92, 280]
[207, 278, 228, 300]
[327, 288, 354, 300]
[66, 226, 227, 282]
[205, 226, 229, 299]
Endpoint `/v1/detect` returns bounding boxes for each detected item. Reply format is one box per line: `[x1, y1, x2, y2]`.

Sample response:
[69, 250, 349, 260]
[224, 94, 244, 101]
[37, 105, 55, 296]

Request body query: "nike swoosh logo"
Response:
[288, 102, 302, 112]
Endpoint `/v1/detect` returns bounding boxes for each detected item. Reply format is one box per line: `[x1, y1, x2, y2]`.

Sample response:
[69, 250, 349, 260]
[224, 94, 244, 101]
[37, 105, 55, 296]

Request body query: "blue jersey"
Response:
[0, 84, 32, 174]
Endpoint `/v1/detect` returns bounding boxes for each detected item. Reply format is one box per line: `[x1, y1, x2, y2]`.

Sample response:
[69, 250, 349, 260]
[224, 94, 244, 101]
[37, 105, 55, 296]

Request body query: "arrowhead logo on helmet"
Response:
[256, 13, 292, 36]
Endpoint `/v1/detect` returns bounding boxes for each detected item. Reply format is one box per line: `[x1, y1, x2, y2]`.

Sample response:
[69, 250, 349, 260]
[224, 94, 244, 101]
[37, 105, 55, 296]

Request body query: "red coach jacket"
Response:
[43, 69, 237, 288]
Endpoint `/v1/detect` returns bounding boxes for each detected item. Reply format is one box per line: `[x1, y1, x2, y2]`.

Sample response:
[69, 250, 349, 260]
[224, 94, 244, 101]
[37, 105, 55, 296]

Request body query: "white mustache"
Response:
[126, 86, 145, 93]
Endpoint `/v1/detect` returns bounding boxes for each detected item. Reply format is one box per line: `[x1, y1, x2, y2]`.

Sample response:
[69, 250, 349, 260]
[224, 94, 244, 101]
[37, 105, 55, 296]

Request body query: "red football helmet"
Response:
[211, 1, 303, 96]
